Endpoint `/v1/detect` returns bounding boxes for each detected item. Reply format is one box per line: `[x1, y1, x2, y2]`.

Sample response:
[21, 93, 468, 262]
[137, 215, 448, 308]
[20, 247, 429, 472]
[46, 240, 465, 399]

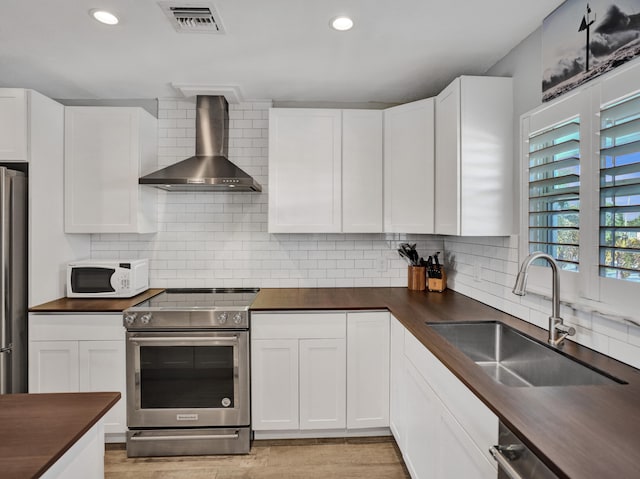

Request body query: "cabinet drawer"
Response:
[404, 328, 498, 465]
[29, 313, 125, 341]
[251, 312, 346, 339]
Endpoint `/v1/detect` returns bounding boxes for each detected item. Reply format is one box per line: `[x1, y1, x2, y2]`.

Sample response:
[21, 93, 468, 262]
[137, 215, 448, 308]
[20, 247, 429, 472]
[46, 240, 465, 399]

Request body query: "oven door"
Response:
[126, 330, 249, 428]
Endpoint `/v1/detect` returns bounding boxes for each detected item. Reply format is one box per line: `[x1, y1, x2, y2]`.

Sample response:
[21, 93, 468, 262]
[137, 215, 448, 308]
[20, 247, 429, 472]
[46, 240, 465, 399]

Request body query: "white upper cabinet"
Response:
[342, 110, 383, 233]
[65, 106, 157, 234]
[0, 89, 28, 162]
[0, 88, 90, 306]
[268, 108, 383, 233]
[384, 98, 435, 233]
[269, 108, 342, 233]
[435, 76, 513, 236]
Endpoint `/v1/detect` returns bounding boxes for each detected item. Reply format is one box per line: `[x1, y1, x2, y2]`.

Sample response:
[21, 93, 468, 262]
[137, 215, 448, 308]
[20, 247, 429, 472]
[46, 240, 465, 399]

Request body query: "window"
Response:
[520, 62, 640, 314]
[599, 95, 640, 283]
[528, 119, 580, 271]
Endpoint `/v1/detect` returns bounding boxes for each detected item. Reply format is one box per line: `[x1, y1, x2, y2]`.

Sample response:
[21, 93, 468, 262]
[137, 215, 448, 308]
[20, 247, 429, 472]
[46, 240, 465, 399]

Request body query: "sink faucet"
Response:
[512, 252, 576, 347]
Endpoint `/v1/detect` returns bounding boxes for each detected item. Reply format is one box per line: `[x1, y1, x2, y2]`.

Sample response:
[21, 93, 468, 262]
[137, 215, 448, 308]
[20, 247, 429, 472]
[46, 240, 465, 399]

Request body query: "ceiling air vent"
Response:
[159, 2, 225, 33]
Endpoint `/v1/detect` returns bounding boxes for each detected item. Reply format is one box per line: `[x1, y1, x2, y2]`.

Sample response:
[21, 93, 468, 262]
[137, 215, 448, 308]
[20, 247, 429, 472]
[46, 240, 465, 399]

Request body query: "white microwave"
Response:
[67, 259, 149, 298]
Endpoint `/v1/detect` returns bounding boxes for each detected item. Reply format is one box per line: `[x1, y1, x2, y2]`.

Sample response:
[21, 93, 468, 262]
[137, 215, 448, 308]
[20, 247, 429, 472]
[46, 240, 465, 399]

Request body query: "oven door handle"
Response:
[128, 336, 238, 343]
[130, 432, 240, 441]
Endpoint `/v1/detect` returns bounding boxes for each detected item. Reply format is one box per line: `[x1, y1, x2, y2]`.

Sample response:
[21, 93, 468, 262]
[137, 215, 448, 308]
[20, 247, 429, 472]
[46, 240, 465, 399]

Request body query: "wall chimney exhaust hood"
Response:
[139, 95, 262, 192]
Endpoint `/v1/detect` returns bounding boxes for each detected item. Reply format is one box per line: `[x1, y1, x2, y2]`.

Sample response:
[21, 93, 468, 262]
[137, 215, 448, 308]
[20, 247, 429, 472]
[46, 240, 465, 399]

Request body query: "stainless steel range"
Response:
[123, 288, 258, 457]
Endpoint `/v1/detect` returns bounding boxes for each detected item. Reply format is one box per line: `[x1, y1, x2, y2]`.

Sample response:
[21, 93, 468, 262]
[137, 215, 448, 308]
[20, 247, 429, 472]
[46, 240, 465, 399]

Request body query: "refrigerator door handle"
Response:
[0, 167, 6, 353]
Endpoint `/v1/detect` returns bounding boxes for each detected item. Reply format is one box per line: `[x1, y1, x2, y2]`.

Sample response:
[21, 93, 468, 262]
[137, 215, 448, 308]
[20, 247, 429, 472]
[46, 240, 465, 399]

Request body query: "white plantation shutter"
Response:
[599, 95, 640, 282]
[527, 119, 580, 271]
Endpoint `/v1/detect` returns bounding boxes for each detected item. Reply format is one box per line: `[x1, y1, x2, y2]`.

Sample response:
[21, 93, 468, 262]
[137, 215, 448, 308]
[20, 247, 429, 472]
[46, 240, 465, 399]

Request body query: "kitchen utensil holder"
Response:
[428, 269, 447, 292]
[408, 266, 426, 291]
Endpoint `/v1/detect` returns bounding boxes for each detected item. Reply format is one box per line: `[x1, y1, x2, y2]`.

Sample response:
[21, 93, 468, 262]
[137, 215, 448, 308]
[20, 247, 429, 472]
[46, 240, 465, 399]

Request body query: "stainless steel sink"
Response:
[427, 321, 625, 387]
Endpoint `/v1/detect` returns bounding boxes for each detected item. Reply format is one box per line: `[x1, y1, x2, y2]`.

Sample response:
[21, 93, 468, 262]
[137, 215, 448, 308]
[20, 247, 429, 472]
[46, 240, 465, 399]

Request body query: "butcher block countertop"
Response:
[0, 392, 120, 478]
[28, 288, 165, 313]
[252, 288, 640, 479]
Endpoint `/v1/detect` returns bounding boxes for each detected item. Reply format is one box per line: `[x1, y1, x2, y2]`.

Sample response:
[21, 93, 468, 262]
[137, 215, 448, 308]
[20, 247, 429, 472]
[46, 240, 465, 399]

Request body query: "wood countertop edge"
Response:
[1, 392, 121, 479]
[251, 287, 640, 479]
[35, 392, 122, 478]
[28, 288, 165, 313]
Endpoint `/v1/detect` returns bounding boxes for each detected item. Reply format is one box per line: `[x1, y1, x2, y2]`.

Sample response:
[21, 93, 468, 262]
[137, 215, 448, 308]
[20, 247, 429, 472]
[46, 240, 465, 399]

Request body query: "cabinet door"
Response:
[403, 361, 438, 479]
[389, 316, 406, 445]
[0, 89, 28, 162]
[435, 78, 461, 235]
[251, 339, 299, 431]
[64, 107, 156, 234]
[342, 110, 383, 232]
[435, 76, 513, 236]
[268, 108, 342, 233]
[346, 311, 389, 429]
[79, 341, 126, 435]
[29, 341, 79, 393]
[299, 338, 346, 430]
[436, 406, 497, 479]
[458, 76, 513, 236]
[383, 98, 435, 233]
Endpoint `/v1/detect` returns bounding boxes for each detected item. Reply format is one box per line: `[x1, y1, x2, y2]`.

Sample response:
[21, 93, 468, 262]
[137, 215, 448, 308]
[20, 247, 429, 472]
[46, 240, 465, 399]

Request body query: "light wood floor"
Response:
[105, 437, 410, 478]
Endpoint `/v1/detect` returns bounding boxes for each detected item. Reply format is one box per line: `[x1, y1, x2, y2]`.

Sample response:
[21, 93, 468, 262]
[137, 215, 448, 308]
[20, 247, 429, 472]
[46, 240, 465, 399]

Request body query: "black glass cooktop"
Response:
[132, 288, 259, 310]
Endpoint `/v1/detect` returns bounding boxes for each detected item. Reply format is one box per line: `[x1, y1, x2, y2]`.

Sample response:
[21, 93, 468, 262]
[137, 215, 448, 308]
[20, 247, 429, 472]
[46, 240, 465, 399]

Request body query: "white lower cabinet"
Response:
[346, 311, 389, 429]
[29, 314, 127, 440]
[41, 421, 105, 479]
[29, 341, 80, 392]
[436, 404, 497, 478]
[299, 338, 346, 430]
[389, 314, 406, 443]
[251, 339, 299, 430]
[251, 311, 389, 437]
[391, 316, 498, 479]
[403, 361, 439, 478]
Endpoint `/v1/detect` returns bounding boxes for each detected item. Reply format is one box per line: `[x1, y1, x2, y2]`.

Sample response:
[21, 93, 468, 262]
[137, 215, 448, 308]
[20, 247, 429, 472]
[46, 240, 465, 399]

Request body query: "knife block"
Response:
[407, 266, 426, 291]
[428, 269, 447, 292]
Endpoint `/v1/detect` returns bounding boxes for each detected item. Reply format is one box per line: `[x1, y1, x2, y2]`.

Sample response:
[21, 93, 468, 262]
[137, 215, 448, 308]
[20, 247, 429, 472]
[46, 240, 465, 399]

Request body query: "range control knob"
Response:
[218, 312, 228, 325]
[233, 313, 243, 324]
[124, 313, 137, 326]
[140, 313, 152, 325]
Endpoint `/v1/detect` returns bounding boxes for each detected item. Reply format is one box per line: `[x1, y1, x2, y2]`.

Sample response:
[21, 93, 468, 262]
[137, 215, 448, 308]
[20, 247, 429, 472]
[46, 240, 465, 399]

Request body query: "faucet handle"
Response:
[549, 319, 576, 347]
[555, 323, 576, 336]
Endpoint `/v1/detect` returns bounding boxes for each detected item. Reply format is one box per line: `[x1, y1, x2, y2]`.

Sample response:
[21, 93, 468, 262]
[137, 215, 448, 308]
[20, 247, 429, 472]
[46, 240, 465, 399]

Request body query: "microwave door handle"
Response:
[128, 336, 238, 343]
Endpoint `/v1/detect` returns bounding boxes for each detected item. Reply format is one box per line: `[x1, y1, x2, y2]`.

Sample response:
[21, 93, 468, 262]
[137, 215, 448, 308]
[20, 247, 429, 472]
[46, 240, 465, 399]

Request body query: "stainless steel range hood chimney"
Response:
[139, 96, 262, 192]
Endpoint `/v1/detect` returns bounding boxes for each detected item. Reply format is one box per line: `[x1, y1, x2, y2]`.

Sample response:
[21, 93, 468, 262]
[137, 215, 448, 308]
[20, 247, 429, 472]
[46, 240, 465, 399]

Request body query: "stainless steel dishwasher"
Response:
[490, 423, 559, 479]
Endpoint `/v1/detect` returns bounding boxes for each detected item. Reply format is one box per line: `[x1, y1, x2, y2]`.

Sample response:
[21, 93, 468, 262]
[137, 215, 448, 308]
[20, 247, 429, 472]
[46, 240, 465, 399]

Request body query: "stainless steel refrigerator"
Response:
[0, 167, 27, 394]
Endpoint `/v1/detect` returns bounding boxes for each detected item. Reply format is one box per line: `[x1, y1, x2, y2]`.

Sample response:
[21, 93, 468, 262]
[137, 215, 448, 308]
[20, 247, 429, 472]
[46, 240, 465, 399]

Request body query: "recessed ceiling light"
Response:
[331, 16, 354, 31]
[90, 9, 119, 25]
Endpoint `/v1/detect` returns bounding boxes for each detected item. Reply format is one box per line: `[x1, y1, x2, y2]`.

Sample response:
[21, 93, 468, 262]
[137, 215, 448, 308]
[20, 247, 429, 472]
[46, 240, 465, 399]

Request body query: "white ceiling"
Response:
[0, 0, 564, 103]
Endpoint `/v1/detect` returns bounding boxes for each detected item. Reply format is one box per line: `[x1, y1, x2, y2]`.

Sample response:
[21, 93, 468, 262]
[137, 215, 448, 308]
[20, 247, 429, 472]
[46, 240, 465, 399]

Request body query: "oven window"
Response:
[139, 346, 234, 409]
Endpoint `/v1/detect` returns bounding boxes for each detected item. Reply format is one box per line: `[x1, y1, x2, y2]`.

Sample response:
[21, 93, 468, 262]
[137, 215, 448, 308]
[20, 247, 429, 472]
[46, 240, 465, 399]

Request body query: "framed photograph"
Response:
[542, 0, 640, 102]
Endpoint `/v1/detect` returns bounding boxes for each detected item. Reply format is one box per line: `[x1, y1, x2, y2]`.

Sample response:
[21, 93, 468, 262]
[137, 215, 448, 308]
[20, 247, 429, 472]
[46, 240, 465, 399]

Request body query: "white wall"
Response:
[445, 28, 640, 368]
[91, 98, 443, 288]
